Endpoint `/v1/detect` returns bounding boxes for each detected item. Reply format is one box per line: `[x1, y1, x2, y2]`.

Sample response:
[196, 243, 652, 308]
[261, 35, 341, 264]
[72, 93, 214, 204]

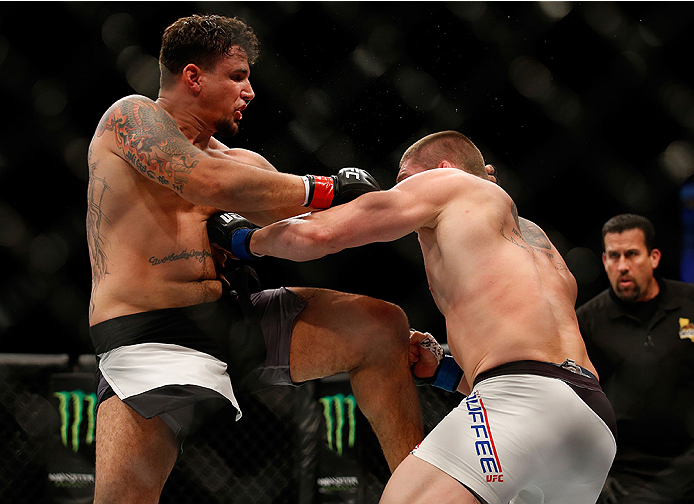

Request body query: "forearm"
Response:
[240, 207, 313, 227]
[250, 188, 425, 261]
[185, 162, 307, 212]
[250, 217, 340, 261]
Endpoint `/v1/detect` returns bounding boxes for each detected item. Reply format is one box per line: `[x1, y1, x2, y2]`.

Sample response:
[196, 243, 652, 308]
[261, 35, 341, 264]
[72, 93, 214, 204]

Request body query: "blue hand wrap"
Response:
[433, 355, 464, 392]
[230, 228, 257, 261]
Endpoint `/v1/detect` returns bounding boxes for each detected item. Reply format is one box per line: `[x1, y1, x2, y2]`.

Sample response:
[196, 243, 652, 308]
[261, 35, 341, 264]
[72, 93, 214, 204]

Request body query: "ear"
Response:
[439, 160, 455, 168]
[182, 63, 203, 92]
[650, 248, 661, 269]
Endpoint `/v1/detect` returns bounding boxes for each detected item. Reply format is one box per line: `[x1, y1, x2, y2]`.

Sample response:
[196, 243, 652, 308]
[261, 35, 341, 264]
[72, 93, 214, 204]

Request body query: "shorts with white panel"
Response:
[412, 360, 617, 504]
[90, 287, 306, 440]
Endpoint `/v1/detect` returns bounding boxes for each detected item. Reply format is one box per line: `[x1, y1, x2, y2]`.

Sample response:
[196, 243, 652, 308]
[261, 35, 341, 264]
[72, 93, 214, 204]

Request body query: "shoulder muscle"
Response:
[94, 95, 204, 195]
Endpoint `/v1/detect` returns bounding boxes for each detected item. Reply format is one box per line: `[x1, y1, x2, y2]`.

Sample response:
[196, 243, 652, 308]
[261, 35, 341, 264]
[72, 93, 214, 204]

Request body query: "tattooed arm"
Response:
[213, 146, 312, 226]
[94, 95, 306, 212]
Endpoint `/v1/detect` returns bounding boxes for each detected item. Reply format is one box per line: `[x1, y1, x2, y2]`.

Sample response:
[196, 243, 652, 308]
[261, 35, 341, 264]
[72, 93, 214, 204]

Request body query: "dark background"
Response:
[1, 1, 693, 358]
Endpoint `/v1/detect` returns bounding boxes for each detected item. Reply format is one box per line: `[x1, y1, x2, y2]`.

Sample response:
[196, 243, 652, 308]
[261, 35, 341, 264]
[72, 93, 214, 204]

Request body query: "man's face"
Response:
[602, 228, 661, 302]
[202, 46, 255, 137]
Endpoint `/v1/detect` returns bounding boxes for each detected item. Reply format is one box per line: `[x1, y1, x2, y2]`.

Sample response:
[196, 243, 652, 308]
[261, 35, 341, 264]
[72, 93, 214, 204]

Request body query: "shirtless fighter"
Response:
[227, 131, 617, 504]
[87, 14, 422, 503]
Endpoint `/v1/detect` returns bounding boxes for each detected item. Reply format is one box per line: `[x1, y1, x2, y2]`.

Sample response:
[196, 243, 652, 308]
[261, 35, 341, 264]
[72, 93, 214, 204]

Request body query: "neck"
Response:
[638, 276, 661, 302]
[156, 95, 214, 149]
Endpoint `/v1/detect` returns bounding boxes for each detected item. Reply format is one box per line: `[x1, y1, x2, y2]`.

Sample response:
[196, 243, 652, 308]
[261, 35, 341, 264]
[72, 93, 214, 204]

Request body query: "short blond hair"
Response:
[400, 131, 486, 178]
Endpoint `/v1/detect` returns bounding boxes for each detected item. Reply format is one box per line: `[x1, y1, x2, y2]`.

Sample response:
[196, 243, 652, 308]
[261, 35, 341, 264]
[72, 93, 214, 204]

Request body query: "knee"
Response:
[359, 296, 410, 349]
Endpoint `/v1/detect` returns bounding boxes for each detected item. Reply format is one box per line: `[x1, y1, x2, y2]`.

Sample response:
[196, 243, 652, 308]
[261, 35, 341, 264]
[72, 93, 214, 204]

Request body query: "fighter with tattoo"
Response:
[87, 14, 422, 504]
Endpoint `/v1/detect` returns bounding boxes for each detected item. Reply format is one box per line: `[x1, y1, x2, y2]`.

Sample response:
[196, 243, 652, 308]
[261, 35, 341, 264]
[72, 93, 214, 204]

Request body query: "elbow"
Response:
[180, 161, 242, 209]
[177, 170, 220, 207]
[286, 223, 341, 261]
[306, 224, 345, 254]
[307, 224, 334, 248]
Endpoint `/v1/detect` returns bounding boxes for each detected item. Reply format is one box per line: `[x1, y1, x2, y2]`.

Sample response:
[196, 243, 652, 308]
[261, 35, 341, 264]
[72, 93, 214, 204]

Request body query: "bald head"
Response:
[397, 131, 486, 183]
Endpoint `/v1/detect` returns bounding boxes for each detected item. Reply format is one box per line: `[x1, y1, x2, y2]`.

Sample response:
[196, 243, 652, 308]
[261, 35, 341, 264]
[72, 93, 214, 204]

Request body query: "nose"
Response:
[241, 82, 255, 103]
[616, 254, 629, 272]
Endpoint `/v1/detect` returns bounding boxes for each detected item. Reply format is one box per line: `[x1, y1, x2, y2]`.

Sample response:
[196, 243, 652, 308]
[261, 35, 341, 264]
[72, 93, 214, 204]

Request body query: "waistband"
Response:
[473, 359, 601, 391]
[89, 297, 243, 360]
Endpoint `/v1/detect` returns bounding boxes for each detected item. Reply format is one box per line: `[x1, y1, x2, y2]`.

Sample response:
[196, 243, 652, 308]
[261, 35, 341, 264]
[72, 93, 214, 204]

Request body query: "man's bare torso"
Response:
[87, 101, 225, 325]
[415, 170, 595, 386]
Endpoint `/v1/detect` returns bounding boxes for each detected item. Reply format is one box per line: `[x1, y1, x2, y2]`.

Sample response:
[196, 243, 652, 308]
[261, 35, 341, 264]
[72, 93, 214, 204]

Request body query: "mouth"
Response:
[618, 277, 634, 288]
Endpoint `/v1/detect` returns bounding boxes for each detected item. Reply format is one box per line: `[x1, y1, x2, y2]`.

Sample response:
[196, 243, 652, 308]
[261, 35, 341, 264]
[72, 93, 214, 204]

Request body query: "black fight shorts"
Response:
[92, 287, 307, 440]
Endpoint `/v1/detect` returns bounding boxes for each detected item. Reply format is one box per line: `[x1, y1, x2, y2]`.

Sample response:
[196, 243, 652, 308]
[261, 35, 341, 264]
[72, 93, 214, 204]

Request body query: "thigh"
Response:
[94, 396, 179, 504]
[380, 454, 481, 504]
[287, 287, 409, 383]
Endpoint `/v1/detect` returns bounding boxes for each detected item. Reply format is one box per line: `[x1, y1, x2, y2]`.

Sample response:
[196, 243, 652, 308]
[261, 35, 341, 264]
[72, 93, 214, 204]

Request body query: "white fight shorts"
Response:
[412, 360, 617, 504]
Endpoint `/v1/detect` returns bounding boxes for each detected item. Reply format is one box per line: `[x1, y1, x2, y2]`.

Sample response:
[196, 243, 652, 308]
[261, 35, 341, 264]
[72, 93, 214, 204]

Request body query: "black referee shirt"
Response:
[577, 276, 694, 490]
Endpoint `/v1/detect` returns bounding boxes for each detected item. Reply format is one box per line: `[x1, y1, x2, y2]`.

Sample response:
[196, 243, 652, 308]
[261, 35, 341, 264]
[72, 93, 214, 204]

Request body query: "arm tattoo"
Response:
[86, 144, 111, 316]
[96, 97, 201, 194]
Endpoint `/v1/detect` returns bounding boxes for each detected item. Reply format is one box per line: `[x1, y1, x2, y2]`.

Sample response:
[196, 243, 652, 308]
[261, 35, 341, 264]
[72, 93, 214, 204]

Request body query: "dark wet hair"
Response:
[159, 14, 260, 88]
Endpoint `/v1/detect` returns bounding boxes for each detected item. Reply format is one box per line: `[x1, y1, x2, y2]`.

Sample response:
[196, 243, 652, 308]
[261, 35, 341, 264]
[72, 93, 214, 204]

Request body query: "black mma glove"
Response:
[302, 167, 380, 209]
[207, 212, 262, 261]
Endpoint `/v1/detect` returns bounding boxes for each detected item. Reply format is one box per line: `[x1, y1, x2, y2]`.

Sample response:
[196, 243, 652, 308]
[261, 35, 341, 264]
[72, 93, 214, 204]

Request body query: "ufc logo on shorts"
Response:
[486, 474, 504, 482]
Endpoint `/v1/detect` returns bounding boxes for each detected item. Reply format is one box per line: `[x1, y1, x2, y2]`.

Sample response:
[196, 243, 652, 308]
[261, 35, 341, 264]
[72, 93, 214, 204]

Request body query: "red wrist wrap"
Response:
[310, 176, 335, 209]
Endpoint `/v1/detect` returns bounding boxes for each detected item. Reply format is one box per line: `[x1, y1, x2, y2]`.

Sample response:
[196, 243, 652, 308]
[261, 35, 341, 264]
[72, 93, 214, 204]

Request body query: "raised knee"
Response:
[359, 297, 410, 347]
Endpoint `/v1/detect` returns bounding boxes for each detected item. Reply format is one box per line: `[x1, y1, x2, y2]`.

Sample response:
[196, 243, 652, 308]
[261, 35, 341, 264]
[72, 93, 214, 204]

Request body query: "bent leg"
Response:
[94, 396, 179, 504]
[288, 287, 423, 471]
[380, 455, 481, 504]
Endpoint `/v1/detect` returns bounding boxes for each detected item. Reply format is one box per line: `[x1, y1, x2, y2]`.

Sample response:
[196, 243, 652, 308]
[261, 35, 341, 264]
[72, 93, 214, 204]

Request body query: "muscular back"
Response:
[415, 170, 595, 383]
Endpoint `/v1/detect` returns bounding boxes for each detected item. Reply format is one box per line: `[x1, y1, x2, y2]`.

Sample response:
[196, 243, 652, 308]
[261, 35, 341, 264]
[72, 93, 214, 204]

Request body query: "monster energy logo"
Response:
[53, 390, 97, 452]
[319, 393, 356, 455]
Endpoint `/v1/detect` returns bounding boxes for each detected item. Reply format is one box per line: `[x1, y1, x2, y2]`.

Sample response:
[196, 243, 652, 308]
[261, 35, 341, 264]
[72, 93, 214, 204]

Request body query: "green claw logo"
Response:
[319, 393, 356, 455]
[53, 390, 97, 452]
